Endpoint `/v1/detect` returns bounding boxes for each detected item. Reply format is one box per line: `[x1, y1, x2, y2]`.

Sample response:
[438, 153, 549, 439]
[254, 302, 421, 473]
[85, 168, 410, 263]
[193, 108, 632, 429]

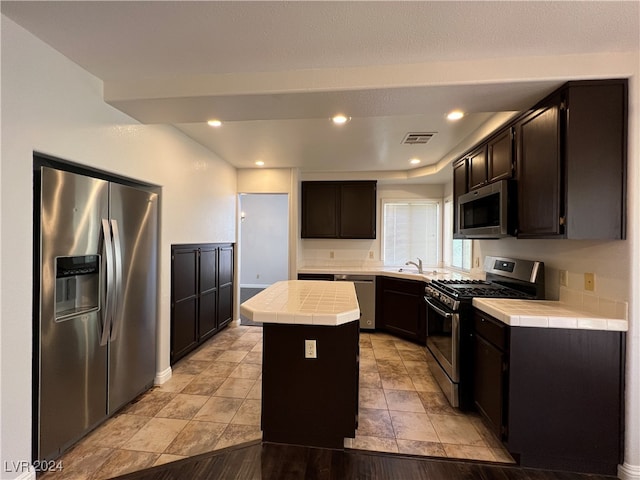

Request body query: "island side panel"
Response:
[261, 321, 359, 449]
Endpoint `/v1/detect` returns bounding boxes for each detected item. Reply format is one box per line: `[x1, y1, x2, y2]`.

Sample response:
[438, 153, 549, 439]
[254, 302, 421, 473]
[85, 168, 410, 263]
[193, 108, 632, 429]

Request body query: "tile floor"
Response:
[41, 321, 512, 479]
[350, 331, 513, 462]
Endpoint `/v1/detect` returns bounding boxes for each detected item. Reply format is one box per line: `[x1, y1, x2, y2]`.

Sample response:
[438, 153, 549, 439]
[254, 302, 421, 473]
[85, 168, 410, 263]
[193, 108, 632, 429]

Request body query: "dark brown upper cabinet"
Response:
[516, 94, 562, 237]
[301, 181, 376, 239]
[301, 182, 339, 238]
[451, 79, 627, 240]
[452, 159, 468, 237]
[516, 80, 627, 239]
[487, 127, 514, 183]
[468, 146, 488, 191]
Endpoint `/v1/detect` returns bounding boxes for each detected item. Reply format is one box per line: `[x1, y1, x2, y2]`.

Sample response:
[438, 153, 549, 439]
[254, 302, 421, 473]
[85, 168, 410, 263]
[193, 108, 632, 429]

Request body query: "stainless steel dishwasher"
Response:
[334, 274, 376, 330]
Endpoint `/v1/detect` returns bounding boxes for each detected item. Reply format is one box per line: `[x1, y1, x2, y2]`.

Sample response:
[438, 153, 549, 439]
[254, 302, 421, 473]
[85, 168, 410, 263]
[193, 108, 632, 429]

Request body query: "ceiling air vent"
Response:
[402, 132, 435, 145]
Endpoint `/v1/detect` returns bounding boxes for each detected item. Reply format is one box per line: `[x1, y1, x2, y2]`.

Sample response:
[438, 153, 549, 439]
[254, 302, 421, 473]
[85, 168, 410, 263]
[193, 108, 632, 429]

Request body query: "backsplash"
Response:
[559, 286, 628, 321]
[476, 237, 630, 303]
[300, 240, 384, 268]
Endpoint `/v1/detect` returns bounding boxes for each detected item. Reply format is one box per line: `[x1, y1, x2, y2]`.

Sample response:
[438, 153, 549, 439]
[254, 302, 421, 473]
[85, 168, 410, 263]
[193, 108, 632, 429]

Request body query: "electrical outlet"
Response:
[329, 251, 334, 259]
[305, 339, 317, 359]
[584, 272, 595, 291]
[368, 251, 374, 259]
[474, 257, 480, 268]
[559, 269, 568, 287]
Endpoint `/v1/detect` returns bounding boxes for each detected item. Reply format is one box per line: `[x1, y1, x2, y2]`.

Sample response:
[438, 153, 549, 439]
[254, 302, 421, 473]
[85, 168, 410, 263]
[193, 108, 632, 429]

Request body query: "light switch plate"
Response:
[559, 269, 568, 287]
[305, 339, 317, 359]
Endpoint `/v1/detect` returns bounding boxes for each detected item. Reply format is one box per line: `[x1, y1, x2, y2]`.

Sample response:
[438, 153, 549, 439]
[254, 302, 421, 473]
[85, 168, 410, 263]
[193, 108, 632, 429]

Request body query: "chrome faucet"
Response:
[405, 258, 423, 273]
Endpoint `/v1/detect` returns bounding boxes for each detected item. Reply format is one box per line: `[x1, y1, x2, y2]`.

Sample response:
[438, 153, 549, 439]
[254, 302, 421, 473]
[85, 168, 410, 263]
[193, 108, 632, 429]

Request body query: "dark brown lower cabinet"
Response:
[171, 243, 234, 364]
[217, 245, 234, 330]
[261, 321, 359, 449]
[377, 276, 426, 344]
[197, 246, 218, 339]
[473, 311, 509, 439]
[472, 308, 624, 475]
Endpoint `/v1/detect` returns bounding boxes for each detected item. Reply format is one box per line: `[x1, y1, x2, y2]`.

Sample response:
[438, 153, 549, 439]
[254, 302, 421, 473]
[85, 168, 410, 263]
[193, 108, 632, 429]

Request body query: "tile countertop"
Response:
[240, 280, 360, 326]
[298, 266, 477, 282]
[473, 298, 629, 332]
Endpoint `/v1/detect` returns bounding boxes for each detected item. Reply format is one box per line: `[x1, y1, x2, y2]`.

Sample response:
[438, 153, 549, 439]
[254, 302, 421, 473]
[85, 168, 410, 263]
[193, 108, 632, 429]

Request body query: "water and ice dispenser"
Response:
[55, 255, 100, 320]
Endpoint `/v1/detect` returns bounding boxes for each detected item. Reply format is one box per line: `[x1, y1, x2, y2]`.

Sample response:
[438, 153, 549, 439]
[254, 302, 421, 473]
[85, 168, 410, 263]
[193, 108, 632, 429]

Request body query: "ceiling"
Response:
[2, 1, 639, 184]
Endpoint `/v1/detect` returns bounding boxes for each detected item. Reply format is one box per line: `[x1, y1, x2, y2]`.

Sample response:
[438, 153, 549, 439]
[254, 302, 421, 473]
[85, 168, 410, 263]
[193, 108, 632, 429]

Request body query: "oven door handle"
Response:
[425, 297, 454, 318]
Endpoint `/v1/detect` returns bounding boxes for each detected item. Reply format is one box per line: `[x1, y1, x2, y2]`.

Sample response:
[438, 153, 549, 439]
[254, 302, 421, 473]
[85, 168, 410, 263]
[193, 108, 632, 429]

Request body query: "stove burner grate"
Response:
[430, 279, 533, 300]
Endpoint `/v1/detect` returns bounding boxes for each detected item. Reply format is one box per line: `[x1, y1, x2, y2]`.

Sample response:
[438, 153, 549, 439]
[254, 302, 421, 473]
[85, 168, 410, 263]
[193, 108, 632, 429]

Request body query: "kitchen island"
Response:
[240, 280, 361, 449]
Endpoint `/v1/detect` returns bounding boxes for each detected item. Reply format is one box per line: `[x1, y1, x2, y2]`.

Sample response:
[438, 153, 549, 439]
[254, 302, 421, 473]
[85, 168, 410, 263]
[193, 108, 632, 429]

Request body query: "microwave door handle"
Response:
[425, 297, 453, 318]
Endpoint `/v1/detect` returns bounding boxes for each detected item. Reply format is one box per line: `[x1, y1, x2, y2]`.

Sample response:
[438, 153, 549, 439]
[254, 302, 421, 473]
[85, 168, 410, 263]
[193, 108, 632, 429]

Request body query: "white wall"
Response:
[237, 168, 295, 194]
[239, 194, 289, 287]
[0, 17, 237, 478]
[476, 238, 629, 302]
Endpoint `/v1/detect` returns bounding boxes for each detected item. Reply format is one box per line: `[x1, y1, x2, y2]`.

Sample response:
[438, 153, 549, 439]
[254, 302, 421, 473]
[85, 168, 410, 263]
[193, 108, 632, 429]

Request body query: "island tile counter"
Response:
[240, 280, 360, 325]
[241, 280, 360, 449]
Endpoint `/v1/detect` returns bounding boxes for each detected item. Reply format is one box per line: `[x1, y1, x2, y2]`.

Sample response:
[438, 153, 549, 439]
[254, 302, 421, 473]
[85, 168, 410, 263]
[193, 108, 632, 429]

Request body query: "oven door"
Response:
[425, 296, 460, 406]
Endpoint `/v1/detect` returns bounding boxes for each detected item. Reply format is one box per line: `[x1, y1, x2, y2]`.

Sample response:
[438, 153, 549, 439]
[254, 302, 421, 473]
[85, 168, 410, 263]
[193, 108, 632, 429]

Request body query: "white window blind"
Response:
[383, 201, 439, 266]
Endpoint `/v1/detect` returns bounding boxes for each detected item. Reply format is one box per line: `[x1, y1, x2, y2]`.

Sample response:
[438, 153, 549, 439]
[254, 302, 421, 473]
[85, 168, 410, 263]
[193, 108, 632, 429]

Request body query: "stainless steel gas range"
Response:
[424, 256, 545, 410]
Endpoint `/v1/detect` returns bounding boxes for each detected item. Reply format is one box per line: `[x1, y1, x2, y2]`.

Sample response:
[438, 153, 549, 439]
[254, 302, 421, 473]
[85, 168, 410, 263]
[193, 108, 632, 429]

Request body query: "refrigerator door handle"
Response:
[109, 219, 124, 342]
[100, 219, 114, 346]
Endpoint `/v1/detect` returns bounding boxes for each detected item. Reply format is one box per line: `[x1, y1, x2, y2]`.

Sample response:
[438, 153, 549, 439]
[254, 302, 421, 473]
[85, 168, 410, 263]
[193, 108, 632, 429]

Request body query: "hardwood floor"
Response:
[112, 440, 617, 480]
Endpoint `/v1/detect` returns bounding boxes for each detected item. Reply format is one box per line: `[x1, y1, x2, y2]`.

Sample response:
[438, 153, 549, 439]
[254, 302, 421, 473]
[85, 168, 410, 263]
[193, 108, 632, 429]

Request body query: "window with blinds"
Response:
[443, 197, 472, 271]
[382, 200, 440, 266]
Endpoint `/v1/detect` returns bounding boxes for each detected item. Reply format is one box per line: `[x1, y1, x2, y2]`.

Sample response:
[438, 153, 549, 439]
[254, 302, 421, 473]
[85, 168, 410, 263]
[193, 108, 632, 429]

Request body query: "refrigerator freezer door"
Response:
[38, 167, 109, 460]
[108, 183, 158, 414]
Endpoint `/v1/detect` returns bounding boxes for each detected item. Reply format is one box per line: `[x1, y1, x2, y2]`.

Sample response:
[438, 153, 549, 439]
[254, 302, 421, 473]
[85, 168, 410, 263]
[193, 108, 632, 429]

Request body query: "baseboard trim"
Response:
[15, 470, 35, 480]
[154, 366, 172, 385]
[241, 284, 270, 289]
[619, 462, 640, 480]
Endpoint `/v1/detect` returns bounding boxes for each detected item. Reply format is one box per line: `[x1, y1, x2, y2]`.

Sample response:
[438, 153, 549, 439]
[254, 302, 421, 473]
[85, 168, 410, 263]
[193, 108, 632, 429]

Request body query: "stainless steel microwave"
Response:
[458, 180, 514, 238]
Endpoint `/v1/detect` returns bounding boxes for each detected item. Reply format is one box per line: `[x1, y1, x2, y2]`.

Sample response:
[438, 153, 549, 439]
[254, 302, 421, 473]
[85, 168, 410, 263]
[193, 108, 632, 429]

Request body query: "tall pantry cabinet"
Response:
[171, 243, 234, 364]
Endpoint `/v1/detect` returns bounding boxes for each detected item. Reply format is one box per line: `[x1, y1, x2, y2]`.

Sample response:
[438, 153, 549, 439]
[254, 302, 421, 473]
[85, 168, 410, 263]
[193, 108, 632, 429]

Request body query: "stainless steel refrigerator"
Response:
[34, 165, 158, 461]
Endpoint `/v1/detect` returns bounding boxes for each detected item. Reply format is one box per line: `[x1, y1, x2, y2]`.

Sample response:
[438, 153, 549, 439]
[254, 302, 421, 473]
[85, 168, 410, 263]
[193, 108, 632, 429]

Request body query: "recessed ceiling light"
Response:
[332, 114, 351, 125]
[409, 158, 421, 165]
[255, 160, 265, 166]
[207, 119, 222, 127]
[446, 110, 464, 121]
